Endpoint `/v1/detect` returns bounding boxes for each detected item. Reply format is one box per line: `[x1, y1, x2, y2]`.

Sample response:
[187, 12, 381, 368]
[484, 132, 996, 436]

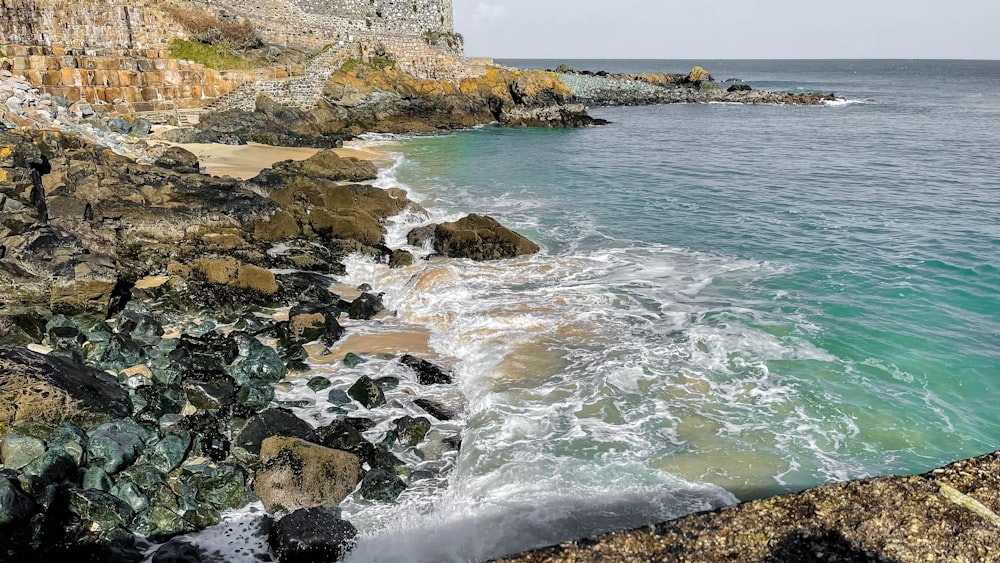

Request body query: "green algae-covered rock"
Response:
[0, 432, 46, 469]
[113, 482, 150, 513]
[87, 419, 154, 474]
[67, 488, 135, 541]
[183, 504, 221, 529]
[348, 376, 385, 409]
[237, 379, 275, 411]
[307, 377, 332, 392]
[343, 352, 367, 368]
[192, 462, 248, 511]
[360, 468, 407, 502]
[134, 505, 195, 541]
[392, 416, 431, 447]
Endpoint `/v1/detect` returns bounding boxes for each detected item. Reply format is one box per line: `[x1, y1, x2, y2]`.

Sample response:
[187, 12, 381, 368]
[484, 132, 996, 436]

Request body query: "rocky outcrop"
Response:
[556, 66, 839, 107]
[410, 214, 540, 261]
[0, 346, 131, 428]
[495, 451, 1000, 563]
[254, 436, 363, 514]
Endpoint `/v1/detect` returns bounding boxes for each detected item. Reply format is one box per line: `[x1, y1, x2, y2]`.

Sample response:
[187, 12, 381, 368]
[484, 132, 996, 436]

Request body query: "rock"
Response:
[388, 249, 414, 268]
[144, 434, 191, 473]
[236, 379, 276, 410]
[343, 353, 366, 368]
[228, 338, 286, 385]
[268, 508, 358, 563]
[87, 419, 153, 474]
[131, 118, 153, 136]
[48, 422, 88, 465]
[272, 149, 378, 182]
[233, 408, 318, 455]
[688, 65, 712, 83]
[0, 432, 46, 469]
[22, 448, 77, 482]
[152, 539, 209, 563]
[66, 487, 136, 542]
[347, 376, 385, 409]
[413, 398, 457, 421]
[400, 354, 452, 385]
[236, 264, 279, 296]
[727, 84, 753, 92]
[153, 146, 200, 173]
[392, 416, 431, 447]
[189, 462, 248, 511]
[307, 377, 332, 392]
[315, 420, 376, 466]
[0, 474, 36, 526]
[83, 466, 113, 491]
[359, 468, 406, 502]
[405, 224, 437, 248]
[347, 292, 384, 320]
[254, 437, 363, 514]
[183, 376, 237, 412]
[48, 254, 119, 316]
[0, 347, 131, 429]
[327, 389, 352, 407]
[174, 332, 239, 373]
[432, 214, 540, 261]
[286, 304, 344, 345]
[108, 117, 132, 134]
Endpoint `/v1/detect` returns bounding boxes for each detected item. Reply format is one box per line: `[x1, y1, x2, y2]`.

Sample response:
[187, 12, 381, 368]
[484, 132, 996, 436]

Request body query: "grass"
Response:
[168, 39, 255, 69]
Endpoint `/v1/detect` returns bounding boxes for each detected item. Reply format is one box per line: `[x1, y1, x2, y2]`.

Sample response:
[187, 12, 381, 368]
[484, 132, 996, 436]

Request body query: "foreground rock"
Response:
[555, 65, 839, 107]
[495, 450, 1000, 562]
[268, 508, 358, 563]
[0, 346, 131, 427]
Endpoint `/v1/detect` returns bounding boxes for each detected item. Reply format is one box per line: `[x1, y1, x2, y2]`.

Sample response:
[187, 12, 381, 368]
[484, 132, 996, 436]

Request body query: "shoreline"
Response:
[160, 141, 391, 179]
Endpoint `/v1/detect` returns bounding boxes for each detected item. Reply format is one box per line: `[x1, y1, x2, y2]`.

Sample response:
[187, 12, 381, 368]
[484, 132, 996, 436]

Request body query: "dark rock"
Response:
[228, 337, 286, 384]
[392, 416, 431, 447]
[183, 376, 237, 412]
[326, 389, 352, 407]
[388, 249, 414, 268]
[374, 376, 399, 391]
[144, 433, 191, 473]
[343, 352, 366, 368]
[191, 462, 248, 511]
[154, 146, 200, 173]
[307, 377, 332, 392]
[66, 487, 136, 542]
[343, 417, 377, 433]
[236, 379, 276, 411]
[175, 332, 239, 373]
[347, 376, 385, 409]
[405, 224, 437, 248]
[359, 468, 406, 502]
[413, 398, 457, 421]
[431, 214, 540, 261]
[234, 408, 319, 455]
[0, 474, 36, 526]
[0, 346, 131, 429]
[268, 508, 358, 563]
[286, 304, 344, 345]
[108, 117, 133, 134]
[22, 448, 77, 483]
[727, 84, 753, 92]
[315, 420, 377, 466]
[152, 539, 209, 563]
[401, 354, 452, 385]
[347, 292, 384, 320]
[86, 419, 153, 474]
[82, 466, 113, 491]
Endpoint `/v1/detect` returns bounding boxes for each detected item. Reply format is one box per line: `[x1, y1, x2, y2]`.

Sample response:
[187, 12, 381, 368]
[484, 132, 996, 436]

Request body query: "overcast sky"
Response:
[453, 0, 1000, 59]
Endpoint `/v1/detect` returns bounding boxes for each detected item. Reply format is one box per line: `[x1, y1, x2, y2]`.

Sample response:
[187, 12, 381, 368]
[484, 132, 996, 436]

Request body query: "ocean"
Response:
[197, 60, 1000, 562]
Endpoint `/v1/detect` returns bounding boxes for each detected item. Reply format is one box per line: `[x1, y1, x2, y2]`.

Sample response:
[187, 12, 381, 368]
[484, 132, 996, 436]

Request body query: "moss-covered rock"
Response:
[427, 214, 540, 261]
[254, 436, 362, 514]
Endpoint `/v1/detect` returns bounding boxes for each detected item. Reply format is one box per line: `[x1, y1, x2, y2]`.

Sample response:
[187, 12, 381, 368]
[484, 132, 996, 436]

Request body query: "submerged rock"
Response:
[359, 467, 406, 503]
[347, 292, 384, 320]
[347, 376, 385, 409]
[401, 354, 453, 385]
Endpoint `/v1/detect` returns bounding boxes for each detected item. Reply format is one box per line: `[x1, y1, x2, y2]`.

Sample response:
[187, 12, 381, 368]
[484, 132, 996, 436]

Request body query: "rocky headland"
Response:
[553, 65, 839, 107]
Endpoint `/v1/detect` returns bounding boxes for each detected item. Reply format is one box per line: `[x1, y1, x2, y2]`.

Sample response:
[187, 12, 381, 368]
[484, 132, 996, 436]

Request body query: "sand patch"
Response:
[163, 142, 387, 180]
[308, 328, 438, 363]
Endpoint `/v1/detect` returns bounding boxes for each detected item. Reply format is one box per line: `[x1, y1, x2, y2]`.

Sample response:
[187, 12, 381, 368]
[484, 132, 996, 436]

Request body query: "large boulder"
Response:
[270, 149, 377, 183]
[0, 347, 131, 429]
[268, 508, 358, 563]
[424, 214, 539, 261]
[233, 408, 318, 456]
[254, 437, 363, 514]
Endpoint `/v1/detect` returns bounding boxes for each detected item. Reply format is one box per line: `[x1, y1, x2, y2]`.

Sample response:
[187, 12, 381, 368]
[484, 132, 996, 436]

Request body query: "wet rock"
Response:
[388, 249, 414, 268]
[152, 539, 209, 563]
[327, 389, 352, 408]
[315, 420, 377, 466]
[175, 332, 239, 373]
[268, 507, 358, 563]
[254, 436, 363, 514]
[413, 398, 457, 421]
[374, 376, 399, 391]
[400, 354, 452, 385]
[48, 422, 89, 465]
[118, 309, 165, 346]
[431, 214, 540, 261]
[406, 224, 437, 248]
[82, 466, 113, 491]
[348, 376, 385, 409]
[66, 487, 136, 542]
[144, 433, 191, 474]
[233, 408, 318, 455]
[134, 505, 195, 541]
[359, 468, 407, 502]
[86, 419, 154, 475]
[348, 292, 384, 320]
[0, 346, 131, 429]
[22, 448, 77, 482]
[183, 376, 237, 412]
[307, 377, 332, 392]
[271, 149, 378, 182]
[392, 416, 431, 447]
[343, 417, 377, 433]
[343, 352, 366, 368]
[286, 304, 345, 345]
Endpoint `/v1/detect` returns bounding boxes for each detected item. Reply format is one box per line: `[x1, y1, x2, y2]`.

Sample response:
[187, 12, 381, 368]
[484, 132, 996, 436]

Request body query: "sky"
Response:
[453, 0, 1000, 59]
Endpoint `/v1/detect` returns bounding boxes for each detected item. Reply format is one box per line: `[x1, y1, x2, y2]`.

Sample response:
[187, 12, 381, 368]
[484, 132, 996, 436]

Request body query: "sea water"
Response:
[333, 60, 1000, 562]
[182, 60, 1000, 562]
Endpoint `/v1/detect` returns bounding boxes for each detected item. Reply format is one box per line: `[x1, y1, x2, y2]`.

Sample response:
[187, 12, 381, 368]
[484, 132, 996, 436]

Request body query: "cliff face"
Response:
[0, 0, 458, 114]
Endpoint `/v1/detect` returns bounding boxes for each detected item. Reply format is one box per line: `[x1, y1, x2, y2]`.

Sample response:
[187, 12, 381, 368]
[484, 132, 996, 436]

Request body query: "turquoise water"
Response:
[342, 60, 1000, 561]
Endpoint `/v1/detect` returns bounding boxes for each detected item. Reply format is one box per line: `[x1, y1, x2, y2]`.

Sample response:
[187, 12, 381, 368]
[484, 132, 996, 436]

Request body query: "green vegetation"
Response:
[422, 30, 464, 50]
[337, 56, 395, 72]
[165, 5, 262, 50]
[168, 39, 254, 69]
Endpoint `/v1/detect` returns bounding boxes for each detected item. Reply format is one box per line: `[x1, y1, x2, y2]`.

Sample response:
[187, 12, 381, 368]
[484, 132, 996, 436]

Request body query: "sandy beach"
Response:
[164, 141, 389, 179]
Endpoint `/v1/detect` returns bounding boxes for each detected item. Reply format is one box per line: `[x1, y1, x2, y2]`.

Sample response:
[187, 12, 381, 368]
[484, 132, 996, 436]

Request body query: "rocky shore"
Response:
[553, 65, 839, 106]
[0, 86, 540, 559]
